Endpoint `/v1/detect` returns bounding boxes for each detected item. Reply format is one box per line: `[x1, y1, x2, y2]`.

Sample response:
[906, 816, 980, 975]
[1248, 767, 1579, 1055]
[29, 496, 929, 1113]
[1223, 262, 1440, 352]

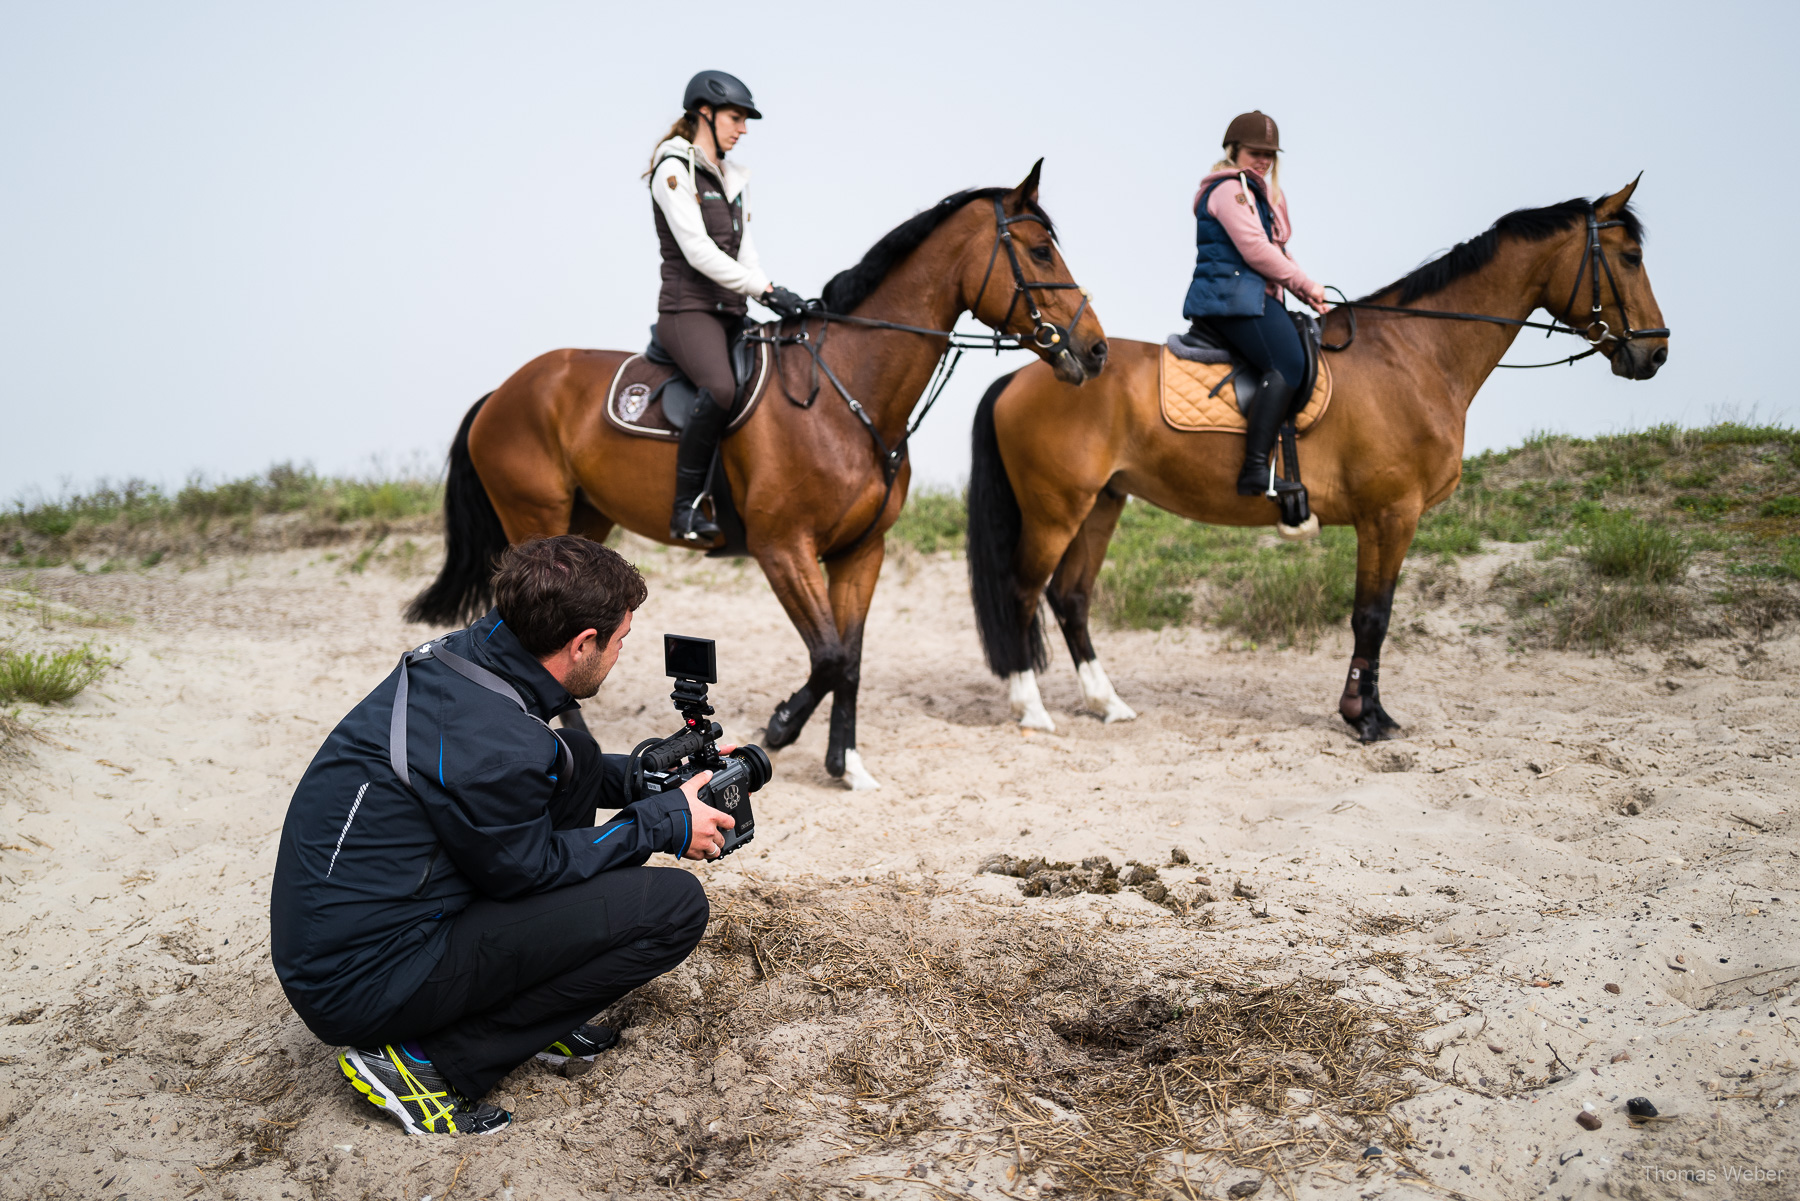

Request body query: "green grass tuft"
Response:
[1579, 512, 1690, 583]
[1212, 527, 1359, 646]
[0, 645, 114, 704]
[887, 488, 968, 554]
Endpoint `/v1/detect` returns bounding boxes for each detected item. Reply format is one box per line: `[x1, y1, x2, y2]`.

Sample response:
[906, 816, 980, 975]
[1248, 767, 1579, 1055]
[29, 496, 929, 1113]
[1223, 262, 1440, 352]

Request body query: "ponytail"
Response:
[644, 112, 698, 178]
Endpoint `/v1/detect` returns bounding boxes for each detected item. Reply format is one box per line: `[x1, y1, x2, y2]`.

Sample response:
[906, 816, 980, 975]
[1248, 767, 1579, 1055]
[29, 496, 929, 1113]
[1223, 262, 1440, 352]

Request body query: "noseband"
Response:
[1322, 201, 1669, 369]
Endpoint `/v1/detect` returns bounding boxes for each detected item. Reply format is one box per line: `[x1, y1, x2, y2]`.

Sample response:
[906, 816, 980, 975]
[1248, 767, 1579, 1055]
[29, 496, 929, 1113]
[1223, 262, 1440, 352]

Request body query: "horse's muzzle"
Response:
[1051, 338, 1107, 385]
[1611, 339, 1668, 380]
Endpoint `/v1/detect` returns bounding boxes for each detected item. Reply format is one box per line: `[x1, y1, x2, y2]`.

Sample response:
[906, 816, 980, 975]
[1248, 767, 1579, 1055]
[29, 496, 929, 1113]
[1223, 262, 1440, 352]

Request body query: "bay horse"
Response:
[967, 177, 1667, 741]
[407, 162, 1106, 788]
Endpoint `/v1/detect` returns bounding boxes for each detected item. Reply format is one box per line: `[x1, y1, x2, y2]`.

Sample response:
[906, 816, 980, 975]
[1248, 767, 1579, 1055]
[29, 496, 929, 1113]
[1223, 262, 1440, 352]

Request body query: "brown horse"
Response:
[967, 177, 1666, 741]
[407, 163, 1107, 788]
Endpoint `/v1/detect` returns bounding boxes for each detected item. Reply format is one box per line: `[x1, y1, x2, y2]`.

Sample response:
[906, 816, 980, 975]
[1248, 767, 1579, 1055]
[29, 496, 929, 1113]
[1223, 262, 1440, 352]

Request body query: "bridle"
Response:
[745, 195, 1092, 556]
[968, 196, 1091, 357]
[1321, 202, 1670, 369]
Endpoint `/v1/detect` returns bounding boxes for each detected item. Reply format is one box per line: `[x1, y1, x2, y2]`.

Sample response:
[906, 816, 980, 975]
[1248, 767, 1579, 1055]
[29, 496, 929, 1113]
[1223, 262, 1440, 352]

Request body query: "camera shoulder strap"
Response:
[389, 641, 574, 788]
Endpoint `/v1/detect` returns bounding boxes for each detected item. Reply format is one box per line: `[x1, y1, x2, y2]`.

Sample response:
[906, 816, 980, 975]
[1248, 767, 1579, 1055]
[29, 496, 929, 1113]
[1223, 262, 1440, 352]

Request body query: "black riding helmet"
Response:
[683, 70, 762, 120]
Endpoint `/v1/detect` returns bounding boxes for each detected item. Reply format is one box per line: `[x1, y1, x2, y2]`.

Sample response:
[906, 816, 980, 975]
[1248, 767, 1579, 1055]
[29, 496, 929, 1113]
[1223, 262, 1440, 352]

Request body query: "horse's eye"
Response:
[1622, 251, 1642, 268]
[1029, 244, 1054, 264]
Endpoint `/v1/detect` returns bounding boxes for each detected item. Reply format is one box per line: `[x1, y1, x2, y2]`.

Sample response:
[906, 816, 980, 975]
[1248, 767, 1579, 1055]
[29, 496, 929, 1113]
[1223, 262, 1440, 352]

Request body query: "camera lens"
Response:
[727, 744, 772, 792]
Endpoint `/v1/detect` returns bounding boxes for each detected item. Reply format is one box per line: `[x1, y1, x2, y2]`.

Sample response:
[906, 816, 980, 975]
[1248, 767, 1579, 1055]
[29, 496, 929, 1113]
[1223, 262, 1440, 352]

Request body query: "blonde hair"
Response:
[1215, 143, 1282, 207]
[644, 112, 698, 178]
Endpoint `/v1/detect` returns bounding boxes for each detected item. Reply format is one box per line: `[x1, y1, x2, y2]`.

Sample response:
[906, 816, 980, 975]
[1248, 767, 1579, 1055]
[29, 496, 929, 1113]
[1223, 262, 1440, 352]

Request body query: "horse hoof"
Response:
[1099, 698, 1137, 723]
[1016, 703, 1056, 732]
[841, 749, 881, 791]
[1342, 708, 1387, 743]
[1075, 662, 1136, 724]
[764, 709, 801, 749]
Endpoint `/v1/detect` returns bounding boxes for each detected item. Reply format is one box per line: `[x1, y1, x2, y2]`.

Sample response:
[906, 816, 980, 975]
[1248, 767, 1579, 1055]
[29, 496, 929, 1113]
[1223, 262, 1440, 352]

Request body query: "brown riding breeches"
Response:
[656, 311, 738, 404]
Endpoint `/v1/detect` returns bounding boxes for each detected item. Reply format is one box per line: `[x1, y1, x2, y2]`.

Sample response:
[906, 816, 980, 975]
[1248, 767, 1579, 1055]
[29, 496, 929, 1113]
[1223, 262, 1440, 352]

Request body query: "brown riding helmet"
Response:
[1223, 111, 1280, 153]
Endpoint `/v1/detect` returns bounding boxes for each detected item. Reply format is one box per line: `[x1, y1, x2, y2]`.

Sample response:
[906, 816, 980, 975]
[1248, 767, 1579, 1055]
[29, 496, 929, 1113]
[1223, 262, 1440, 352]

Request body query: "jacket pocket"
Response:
[409, 844, 443, 899]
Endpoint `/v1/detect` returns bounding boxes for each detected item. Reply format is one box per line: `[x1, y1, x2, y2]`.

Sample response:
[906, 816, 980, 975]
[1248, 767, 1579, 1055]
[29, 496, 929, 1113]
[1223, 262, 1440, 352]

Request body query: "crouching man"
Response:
[271, 536, 734, 1135]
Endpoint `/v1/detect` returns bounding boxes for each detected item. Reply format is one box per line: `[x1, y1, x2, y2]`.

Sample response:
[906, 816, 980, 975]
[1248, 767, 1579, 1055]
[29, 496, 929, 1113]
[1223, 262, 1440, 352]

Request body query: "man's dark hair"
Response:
[492, 537, 648, 658]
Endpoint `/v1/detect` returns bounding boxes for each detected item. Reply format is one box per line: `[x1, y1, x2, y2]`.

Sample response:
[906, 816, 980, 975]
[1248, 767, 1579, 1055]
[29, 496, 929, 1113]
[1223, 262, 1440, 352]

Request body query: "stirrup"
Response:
[1261, 464, 1304, 498]
[670, 500, 722, 544]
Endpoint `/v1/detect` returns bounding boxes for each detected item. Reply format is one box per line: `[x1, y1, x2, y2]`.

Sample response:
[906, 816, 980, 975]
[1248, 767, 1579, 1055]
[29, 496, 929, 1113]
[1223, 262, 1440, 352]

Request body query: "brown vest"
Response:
[653, 153, 748, 316]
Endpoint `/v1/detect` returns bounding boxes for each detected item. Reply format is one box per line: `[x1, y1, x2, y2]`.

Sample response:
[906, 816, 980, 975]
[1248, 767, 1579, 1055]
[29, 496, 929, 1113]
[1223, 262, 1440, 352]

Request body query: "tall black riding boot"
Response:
[670, 388, 728, 544]
[1236, 368, 1300, 497]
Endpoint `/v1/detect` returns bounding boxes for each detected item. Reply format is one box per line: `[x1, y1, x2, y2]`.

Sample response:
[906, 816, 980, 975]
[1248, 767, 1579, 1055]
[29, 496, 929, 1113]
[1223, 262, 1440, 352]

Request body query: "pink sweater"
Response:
[1191, 169, 1322, 305]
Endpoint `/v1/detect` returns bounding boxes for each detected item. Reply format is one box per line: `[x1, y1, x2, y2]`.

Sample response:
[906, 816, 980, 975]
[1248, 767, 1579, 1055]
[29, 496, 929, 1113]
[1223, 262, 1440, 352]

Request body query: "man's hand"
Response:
[677, 771, 736, 860]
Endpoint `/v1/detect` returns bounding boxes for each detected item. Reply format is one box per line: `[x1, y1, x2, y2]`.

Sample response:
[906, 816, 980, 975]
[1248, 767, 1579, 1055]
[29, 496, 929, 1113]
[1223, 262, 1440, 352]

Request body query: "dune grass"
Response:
[5, 464, 443, 567]
[879, 421, 1797, 648]
[1579, 511, 1690, 583]
[887, 487, 968, 554]
[0, 644, 113, 704]
[1088, 505, 1356, 646]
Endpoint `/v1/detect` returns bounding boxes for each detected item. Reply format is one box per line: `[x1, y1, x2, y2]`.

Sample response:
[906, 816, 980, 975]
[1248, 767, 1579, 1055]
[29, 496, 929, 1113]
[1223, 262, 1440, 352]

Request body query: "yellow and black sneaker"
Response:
[535, 1023, 620, 1067]
[338, 1045, 511, 1136]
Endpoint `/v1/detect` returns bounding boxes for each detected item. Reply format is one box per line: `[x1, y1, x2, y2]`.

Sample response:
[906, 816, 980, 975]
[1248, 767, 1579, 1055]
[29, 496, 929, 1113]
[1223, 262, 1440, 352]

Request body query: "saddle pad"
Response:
[604, 337, 773, 441]
[1159, 346, 1332, 435]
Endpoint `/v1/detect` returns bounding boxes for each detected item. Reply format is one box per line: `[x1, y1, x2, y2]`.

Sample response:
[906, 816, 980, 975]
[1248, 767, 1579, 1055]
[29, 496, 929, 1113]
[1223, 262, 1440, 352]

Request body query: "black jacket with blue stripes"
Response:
[270, 609, 693, 1046]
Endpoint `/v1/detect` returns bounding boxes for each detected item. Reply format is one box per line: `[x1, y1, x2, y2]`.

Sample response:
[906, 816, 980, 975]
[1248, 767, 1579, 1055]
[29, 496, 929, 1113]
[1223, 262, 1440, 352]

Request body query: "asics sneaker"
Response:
[535, 1023, 620, 1066]
[338, 1045, 511, 1136]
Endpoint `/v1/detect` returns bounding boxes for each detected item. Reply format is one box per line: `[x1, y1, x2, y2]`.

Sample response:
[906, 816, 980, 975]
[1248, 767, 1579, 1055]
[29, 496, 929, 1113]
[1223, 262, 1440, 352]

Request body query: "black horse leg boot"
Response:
[1236, 368, 1298, 497]
[670, 388, 727, 544]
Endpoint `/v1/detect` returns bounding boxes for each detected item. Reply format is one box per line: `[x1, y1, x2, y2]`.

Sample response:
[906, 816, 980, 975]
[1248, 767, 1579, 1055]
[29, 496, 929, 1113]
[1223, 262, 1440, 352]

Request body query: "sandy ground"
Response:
[0, 536, 1796, 1201]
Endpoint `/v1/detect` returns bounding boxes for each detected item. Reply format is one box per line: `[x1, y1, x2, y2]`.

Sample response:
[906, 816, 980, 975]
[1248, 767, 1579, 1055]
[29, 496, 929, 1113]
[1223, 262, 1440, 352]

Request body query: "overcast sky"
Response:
[2, 1, 1791, 501]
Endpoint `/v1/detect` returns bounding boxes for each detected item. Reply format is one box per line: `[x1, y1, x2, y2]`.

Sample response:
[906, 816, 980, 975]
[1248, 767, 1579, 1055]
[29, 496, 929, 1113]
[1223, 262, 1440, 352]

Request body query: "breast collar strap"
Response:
[389, 641, 574, 788]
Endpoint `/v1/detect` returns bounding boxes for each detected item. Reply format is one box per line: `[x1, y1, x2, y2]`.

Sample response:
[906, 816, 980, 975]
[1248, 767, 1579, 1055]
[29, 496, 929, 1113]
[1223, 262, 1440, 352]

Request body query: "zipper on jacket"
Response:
[409, 844, 443, 899]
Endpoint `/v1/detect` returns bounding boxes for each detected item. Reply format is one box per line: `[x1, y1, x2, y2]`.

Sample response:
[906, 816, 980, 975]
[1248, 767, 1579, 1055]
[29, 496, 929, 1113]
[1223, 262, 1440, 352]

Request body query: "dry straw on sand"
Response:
[607, 880, 1439, 1195]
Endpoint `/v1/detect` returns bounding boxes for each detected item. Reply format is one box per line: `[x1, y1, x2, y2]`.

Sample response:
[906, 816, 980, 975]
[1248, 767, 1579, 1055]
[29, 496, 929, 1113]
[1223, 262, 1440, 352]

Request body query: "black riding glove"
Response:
[762, 285, 809, 321]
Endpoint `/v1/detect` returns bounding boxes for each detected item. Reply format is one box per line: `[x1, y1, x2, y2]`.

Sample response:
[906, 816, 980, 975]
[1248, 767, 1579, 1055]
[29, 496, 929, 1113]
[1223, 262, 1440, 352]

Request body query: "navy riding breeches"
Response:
[1209, 293, 1305, 386]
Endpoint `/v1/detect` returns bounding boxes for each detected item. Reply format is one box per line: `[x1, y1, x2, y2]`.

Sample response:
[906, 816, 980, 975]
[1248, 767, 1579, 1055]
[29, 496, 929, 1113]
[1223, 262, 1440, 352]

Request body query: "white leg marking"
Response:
[1076, 659, 1137, 723]
[841, 748, 881, 791]
[1007, 671, 1056, 731]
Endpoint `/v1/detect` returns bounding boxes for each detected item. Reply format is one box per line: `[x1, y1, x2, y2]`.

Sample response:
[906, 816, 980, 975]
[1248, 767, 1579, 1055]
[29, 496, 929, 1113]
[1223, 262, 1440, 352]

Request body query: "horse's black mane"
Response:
[1364, 196, 1645, 305]
[821, 188, 1054, 314]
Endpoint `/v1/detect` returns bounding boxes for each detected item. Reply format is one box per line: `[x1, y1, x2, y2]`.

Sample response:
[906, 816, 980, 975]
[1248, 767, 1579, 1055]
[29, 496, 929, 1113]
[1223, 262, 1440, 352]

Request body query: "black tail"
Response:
[967, 371, 1046, 677]
[405, 394, 509, 626]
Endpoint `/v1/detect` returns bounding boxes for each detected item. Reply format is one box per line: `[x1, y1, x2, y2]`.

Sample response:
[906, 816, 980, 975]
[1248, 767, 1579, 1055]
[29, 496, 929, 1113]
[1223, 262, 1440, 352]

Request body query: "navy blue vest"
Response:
[1182, 173, 1277, 320]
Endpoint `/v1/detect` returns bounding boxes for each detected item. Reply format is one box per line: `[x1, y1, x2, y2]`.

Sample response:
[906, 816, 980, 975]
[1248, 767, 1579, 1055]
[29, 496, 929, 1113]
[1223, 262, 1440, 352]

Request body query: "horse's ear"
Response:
[1011, 158, 1044, 208]
[1596, 173, 1643, 218]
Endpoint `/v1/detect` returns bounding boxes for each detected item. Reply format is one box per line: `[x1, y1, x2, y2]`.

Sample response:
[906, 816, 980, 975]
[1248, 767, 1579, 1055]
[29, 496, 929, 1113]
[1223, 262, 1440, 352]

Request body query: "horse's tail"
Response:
[967, 371, 1047, 677]
[405, 394, 509, 626]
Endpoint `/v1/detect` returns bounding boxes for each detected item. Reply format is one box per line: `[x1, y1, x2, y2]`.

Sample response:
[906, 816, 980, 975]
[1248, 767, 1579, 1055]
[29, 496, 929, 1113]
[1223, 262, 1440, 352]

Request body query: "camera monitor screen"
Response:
[664, 634, 717, 683]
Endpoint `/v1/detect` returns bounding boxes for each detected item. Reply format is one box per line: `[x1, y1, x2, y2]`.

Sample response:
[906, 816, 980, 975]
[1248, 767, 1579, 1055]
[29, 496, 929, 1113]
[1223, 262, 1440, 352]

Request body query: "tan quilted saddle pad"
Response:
[1159, 345, 1332, 434]
[604, 338, 773, 441]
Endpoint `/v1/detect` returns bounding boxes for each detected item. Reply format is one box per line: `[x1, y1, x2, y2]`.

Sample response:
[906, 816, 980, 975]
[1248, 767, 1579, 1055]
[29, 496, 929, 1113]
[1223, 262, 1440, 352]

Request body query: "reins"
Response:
[746, 196, 1087, 558]
[1320, 203, 1669, 369]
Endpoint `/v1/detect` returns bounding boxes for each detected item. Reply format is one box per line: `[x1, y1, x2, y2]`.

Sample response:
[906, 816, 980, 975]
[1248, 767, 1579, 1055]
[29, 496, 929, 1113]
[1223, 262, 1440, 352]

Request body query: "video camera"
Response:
[626, 635, 772, 858]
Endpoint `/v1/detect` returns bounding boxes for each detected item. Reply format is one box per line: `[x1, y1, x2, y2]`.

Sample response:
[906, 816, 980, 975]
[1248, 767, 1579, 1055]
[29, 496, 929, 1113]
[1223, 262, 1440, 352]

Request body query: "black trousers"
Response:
[361, 731, 709, 1100]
